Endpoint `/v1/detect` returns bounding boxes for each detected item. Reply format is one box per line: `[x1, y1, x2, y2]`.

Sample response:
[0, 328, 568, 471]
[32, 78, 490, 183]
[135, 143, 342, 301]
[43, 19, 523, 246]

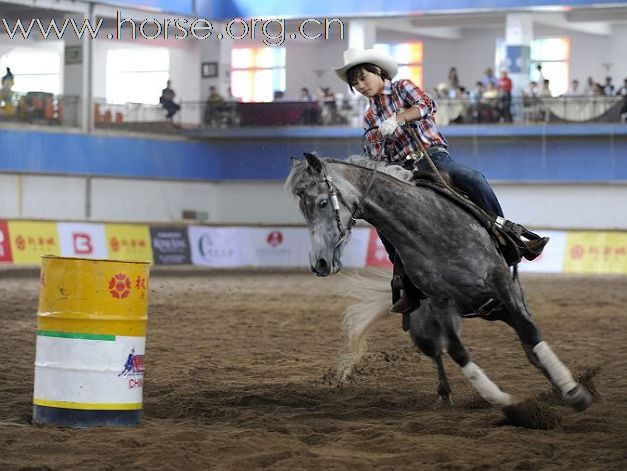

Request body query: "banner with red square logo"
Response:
[58, 223, 108, 259]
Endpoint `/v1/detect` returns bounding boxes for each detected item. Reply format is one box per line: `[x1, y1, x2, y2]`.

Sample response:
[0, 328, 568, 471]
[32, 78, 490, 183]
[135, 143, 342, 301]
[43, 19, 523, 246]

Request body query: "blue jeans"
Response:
[416, 149, 504, 217]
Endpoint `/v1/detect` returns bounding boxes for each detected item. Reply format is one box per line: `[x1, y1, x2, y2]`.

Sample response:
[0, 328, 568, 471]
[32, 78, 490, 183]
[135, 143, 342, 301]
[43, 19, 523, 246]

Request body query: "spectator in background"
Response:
[538, 79, 552, 97]
[584, 76, 596, 96]
[468, 81, 484, 122]
[159, 80, 180, 119]
[618, 78, 627, 123]
[208, 85, 224, 103]
[603, 76, 615, 96]
[300, 87, 313, 101]
[1, 67, 14, 101]
[535, 64, 545, 83]
[498, 69, 513, 123]
[448, 67, 460, 91]
[563, 79, 581, 96]
[482, 67, 497, 87]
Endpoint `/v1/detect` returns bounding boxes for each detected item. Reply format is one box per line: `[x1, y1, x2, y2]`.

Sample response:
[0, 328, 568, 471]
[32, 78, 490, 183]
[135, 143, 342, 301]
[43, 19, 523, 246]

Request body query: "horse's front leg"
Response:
[409, 301, 452, 404]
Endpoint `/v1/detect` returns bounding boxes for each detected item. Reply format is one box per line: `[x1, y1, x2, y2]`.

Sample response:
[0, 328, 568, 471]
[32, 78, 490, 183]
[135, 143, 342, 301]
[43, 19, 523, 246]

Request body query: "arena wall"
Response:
[1, 126, 626, 228]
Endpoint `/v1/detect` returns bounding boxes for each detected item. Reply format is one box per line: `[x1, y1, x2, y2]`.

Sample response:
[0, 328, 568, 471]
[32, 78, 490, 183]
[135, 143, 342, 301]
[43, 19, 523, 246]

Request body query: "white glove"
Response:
[379, 114, 398, 136]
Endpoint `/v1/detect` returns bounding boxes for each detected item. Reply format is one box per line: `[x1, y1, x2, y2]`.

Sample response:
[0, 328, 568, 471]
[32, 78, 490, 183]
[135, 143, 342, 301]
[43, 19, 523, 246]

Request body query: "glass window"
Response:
[530, 37, 570, 97]
[106, 47, 169, 104]
[230, 47, 286, 102]
[0, 45, 62, 94]
[373, 42, 424, 88]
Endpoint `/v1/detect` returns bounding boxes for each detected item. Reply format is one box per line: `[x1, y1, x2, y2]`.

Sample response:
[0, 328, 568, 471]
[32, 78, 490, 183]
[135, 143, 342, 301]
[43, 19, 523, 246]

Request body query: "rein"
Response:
[322, 129, 389, 247]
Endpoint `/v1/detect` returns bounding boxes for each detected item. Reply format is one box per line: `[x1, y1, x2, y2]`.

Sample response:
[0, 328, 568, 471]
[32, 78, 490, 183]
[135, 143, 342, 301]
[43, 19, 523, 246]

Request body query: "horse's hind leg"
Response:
[499, 284, 592, 412]
[432, 355, 452, 404]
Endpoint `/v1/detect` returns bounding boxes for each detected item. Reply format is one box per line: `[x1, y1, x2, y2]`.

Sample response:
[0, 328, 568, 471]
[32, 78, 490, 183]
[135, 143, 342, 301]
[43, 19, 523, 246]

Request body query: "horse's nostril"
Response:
[316, 259, 329, 272]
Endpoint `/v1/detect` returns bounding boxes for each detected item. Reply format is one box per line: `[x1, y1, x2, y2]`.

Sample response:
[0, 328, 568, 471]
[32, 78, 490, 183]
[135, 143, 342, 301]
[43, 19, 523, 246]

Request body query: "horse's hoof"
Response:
[434, 395, 454, 409]
[564, 384, 592, 412]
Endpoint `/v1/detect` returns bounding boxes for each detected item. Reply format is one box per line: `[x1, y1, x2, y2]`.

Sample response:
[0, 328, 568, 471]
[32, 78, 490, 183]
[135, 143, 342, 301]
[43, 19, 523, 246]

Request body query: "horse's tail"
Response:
[338, 270, 392, 382]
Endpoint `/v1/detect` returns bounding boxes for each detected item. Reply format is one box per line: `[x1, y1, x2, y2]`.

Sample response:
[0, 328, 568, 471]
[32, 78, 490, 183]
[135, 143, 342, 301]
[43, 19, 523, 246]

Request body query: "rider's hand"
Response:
[379, 114, 398, 136]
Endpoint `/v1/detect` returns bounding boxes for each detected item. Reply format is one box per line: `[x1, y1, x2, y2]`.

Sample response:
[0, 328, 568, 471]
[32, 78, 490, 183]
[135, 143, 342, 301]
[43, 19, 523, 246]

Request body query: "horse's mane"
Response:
[285, 155, 413, 198]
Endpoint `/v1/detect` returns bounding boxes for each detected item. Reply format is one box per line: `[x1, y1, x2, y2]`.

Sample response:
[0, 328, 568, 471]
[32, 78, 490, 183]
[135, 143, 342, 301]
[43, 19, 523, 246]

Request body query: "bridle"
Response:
[320, 128, 389, 247]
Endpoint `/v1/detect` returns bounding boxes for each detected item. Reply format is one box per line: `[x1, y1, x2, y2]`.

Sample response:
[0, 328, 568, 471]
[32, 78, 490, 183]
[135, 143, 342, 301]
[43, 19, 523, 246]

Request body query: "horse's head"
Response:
[286, 152, 357, 276]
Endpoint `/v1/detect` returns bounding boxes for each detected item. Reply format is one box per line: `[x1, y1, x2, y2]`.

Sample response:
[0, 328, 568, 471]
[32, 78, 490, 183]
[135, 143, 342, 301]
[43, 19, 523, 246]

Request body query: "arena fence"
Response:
[0, 219, 625, 275]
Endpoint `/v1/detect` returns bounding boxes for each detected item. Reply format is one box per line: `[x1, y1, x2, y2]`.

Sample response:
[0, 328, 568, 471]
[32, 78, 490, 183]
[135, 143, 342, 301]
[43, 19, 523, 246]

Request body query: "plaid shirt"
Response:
[364, 79, 447, 162]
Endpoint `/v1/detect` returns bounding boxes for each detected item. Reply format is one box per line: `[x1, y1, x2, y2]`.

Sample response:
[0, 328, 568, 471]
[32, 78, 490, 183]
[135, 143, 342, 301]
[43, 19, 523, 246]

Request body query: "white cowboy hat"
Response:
[334, 47, 398, 84]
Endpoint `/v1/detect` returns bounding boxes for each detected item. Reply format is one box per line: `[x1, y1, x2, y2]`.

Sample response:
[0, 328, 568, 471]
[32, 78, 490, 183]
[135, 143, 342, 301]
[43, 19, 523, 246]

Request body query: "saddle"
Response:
[410, 172, 549, 267]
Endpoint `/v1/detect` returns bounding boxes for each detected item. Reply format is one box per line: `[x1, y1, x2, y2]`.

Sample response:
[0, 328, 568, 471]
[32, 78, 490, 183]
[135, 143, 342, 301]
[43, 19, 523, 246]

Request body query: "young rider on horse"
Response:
[334, 47, 506, 315]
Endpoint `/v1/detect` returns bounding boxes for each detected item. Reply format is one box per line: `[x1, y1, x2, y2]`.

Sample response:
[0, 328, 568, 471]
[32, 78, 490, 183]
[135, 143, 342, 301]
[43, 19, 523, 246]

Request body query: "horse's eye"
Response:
[319, 199, 328, 208]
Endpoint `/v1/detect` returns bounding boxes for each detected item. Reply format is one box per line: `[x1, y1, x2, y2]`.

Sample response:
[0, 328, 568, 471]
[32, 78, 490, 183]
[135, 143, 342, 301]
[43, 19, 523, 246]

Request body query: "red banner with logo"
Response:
[0, 220, 13, 263]
[366, 229, 393, 267]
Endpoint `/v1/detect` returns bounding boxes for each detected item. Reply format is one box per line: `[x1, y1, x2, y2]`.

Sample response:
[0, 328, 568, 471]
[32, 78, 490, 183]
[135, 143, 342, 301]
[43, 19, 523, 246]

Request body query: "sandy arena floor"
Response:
[1, 269, 626, 470]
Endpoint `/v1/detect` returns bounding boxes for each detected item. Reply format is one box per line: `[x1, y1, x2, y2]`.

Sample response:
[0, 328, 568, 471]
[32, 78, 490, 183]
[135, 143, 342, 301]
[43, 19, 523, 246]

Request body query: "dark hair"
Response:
[346, 63, 391, 92]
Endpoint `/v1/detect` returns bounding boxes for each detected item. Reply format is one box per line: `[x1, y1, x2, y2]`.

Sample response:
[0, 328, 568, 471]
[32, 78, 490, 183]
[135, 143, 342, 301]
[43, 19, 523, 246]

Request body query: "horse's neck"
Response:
[338, 164, 422, 238]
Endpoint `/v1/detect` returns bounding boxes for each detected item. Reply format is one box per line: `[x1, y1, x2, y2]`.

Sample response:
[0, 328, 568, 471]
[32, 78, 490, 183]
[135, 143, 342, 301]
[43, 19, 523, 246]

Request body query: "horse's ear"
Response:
[303, 152, 323, 174]
[290, 156, 301, 168]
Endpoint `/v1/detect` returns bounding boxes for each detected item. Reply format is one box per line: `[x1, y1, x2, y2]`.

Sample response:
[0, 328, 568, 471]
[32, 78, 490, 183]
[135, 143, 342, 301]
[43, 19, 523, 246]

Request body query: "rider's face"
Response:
[351, 69, 385, 98]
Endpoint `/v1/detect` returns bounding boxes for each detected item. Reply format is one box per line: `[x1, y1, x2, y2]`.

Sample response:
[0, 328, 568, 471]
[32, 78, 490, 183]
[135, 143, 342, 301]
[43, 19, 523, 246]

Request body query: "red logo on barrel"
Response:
[109, 273, 131, 299]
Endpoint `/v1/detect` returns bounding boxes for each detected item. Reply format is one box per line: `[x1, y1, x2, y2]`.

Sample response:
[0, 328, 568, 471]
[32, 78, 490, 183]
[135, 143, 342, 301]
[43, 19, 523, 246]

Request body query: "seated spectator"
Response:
[208, 85, 224, 103]
[563, 79, 581, 96]
[584, 76, 596, 96]
[300, 87, 313, 101]
[159, 80, 180, 119]
[481, 82, 500, 122]
[482, 67, 497, 87]
[538, 79, 552, 97]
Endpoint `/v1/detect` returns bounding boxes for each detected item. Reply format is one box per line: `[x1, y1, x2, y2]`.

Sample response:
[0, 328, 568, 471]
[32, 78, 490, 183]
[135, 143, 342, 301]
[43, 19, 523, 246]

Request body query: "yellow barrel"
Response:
[33, 255, 150, 427]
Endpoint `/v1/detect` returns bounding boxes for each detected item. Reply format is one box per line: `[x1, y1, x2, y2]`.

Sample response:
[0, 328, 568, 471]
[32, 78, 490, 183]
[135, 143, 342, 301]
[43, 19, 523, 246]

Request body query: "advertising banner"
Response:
[0, 220, 13, 263]
[247, 228, 309, 267]
[365, 229, 393, 268]
[150, 227, 191, 265]
[57, 223, 108, 259]
[105, 224, 153, 263]
[517, 230, 567, 273]
[8, 221, 60, 264]
[189, 226, 251, 267]
[564, 231, 627, 274]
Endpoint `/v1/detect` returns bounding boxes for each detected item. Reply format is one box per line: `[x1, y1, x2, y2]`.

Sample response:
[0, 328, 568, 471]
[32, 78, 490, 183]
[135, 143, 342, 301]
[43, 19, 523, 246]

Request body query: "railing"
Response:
[1, 93, 625, 137]
[0, 91, 81, 128]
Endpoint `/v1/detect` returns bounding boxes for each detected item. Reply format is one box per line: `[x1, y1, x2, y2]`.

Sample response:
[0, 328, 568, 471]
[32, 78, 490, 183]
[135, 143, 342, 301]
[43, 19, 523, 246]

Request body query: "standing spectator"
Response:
[1, 67, 14, 101]
[535, 64, 545, 83]
[468, 81, 484, 122]
[482, 67, 497, 87]
[208, 85, 224, 103]
[618, 77, 627, 123]
[603, 76, 615, 96]
[159, 80, 180, 119]
[498, 69, 513, 122]
[447, 67, 460, 91]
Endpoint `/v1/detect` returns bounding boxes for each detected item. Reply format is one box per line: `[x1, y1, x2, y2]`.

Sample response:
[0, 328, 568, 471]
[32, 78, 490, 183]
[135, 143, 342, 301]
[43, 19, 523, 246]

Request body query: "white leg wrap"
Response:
[462, 362, 513, 407]
[532, 341, 577, 395]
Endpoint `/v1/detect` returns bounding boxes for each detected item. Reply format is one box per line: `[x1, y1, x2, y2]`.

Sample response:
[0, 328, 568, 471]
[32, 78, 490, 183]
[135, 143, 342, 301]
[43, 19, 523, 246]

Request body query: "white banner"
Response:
[518, 230, 567, 273]
[57, 223, 108, 259]
[188, 226, 252, 267]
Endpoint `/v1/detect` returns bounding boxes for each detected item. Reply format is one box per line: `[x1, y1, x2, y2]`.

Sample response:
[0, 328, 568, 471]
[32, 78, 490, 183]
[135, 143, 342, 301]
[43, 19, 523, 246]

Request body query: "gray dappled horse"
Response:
[286, 152, 592, 412]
